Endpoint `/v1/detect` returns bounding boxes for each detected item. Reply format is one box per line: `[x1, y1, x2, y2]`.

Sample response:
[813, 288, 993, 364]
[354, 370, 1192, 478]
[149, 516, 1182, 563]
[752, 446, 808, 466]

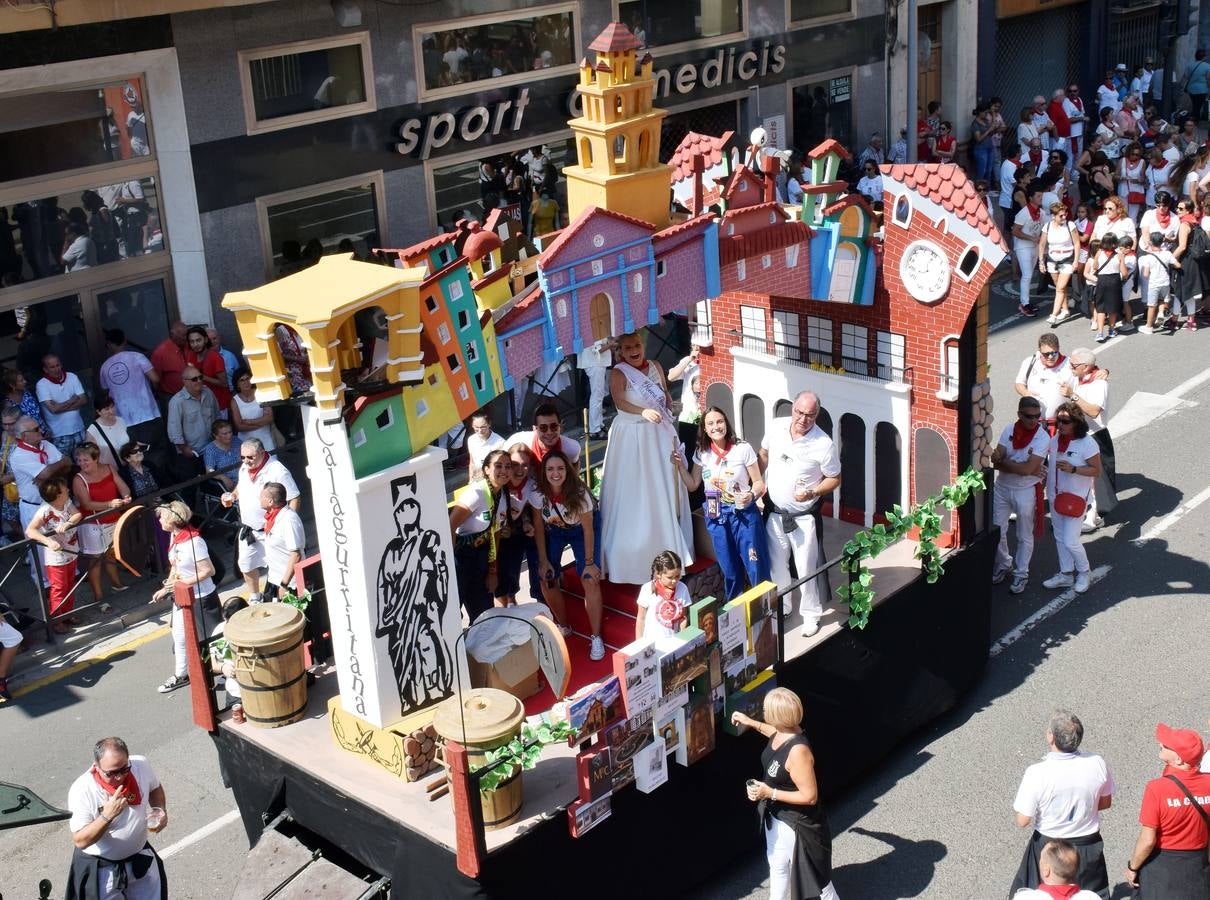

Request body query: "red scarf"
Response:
[1057, 434, 1072, 453]
[1027, 203, 1041, 222]
[169, 524, 201, 547]
[1036, 885, 1079, 900]
[263, 506, 282, 535]
[1156, 207, 1171, 227]
[1041, 352, 1066, 369]
[91, 764, 143, 806]
[530, 433, 556, 464]
[43, 370, 66, 386]
[636, 360, 650, 373]
[1010, 421, 1040, 449]
[17, 440, 47, 464]
[711, 442, 734, 466]
[245, 454, 269, 483]
[1181, 211, 1199, 226]
[1078, 365, 1100, 385]
[1029, 149, 1043, 170]
[653, 579, 685, 630]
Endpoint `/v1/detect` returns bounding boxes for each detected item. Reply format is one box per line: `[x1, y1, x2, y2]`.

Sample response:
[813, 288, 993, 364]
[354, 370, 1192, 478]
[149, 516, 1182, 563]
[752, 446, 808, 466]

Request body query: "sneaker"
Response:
[158, 673, 189, 694]
[1118, 322, 1135, 333]
[1184, 319, 1199, 331]
[1095, 331, 1107, 343]
[1138, 325, 1155, 334]
[1081, 515, 1104, 534]
[1166, 315, 1180, 330]
[1009, 575, 1028, 595]
[1073, 571, 1091, 593]
[557, 623, 573, 638]
[1019, 305, 1037, 318]
[992, 565, 1011, 585]
[1046, 315, 1058, 326]
[1108, 327, 1120, 337]
[1090, 319, 1099, 331]
[800, 619, 820, 638]
[1042, 572, 1074, 590]
[589, 635, 605, 661]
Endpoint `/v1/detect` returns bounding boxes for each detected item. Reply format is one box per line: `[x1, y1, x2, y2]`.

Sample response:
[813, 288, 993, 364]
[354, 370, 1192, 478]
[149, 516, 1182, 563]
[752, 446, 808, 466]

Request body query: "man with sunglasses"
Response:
[506, 401, 581, 470]
[10, 416, 71, 585]
[66, 736, 167, 899]
[1014, 333, 1074, 430]
[224, 438, 300, 603]
[166, 365, 218, 485]
[991, 397, 1050, 594]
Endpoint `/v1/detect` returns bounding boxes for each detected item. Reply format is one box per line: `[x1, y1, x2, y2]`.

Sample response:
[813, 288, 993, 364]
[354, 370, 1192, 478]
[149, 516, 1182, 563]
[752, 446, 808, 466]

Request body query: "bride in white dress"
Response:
[598, 332, 694, 584]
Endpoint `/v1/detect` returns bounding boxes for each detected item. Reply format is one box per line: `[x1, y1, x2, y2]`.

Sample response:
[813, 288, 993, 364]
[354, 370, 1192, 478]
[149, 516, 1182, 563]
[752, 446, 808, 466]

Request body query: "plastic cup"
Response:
[147, 806, 165, 830]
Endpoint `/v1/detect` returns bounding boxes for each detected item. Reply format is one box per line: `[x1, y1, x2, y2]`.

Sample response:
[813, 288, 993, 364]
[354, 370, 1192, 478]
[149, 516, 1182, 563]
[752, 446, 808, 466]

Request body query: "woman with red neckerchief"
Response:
[1117, 142, 1148, 220]
[151, 499, 219, 694]
[672, 406, 769, 601]
[449, 449, 512, 624]
[1169, 198, 1203, 331]
[1041, 401, 1101, 596]
[493, 443, 540, 608]
[1012, 181, 1046, 317]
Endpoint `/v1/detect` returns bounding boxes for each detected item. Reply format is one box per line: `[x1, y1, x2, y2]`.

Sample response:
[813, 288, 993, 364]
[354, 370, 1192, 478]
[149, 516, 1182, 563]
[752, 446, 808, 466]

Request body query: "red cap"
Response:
[1156, 723, 1205, 768]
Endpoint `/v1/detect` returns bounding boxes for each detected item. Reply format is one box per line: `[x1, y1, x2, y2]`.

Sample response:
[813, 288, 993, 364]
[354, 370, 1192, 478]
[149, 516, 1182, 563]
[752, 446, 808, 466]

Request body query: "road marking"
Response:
[989, 565, 1111, 658]
[1107, 365, 1210, 440]
[159, 809, 242, 859]
[1169, 366, 1210, 400]
[9, 625, 170, 700]
[1131, 484, 1210, 547]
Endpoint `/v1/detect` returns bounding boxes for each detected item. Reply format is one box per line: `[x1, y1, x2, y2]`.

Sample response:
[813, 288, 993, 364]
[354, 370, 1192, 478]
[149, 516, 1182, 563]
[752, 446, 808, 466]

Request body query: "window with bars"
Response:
[740, 305, 766, 352]
[841, 324, 868, 374]
[691, 299, 712, 345]
[876, 331, 905, 381]
[772, 310, 801, 361]
[807, 316, 832, 366]
[941, 339, 960, 395]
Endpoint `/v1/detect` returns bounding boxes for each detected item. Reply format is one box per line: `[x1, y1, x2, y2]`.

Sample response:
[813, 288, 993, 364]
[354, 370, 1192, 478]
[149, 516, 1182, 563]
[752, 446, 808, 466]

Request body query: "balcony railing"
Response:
[690, 321, 713, 346]
[730, 329, 912, 388]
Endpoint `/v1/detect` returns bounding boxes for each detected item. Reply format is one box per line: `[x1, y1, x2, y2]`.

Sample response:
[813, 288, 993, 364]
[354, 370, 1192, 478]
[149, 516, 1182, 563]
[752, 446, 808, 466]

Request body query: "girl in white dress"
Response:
[598, 332, 694, 584]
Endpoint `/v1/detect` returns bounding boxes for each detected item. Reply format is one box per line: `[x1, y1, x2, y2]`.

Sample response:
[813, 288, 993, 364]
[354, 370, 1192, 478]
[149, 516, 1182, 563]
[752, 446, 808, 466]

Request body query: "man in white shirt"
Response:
[507, 401, 582, 469]
[66, 736, 167, 899]
[1062, 84, 1088, 171]
[465, 411, 505, 481]
[1014, 333, 1074, 424]
[10, 416, 70, 583]
[758, 391, 841, 637]
[260, 481, 306, 600]
[991, 398, 1050, 594]
[576, 338, 614, 441]
[1012, 839, 1104, 900]
[1030, 96, 1055, 151]
[36, 354, 87, 457]
[226, 438, 300, 602]
[1012, 183, 1047, 316]
[1061, 349, 1114, 533]
[100, 328, 165, 461]
[1010, 710, 1114, 898]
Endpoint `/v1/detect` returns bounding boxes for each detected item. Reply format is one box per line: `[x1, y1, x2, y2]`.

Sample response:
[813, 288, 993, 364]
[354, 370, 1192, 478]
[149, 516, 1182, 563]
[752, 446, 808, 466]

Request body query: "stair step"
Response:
[562, 600, 635, 651]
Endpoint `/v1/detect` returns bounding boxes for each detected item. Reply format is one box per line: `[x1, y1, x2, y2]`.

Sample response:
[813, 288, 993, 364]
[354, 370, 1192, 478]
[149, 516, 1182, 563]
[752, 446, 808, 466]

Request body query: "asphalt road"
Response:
[4, 271, 1209, 899]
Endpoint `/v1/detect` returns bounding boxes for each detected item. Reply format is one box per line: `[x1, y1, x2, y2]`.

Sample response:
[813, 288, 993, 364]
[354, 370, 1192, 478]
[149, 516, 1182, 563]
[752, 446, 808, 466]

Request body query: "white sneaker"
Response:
[992, 565, 1011, 585]
[1009, 575, 1027, 594]
[1139, 325, 1155, 334]
[800, 619, 820, 638]
[1073, 571, 1091, 593]
[1046, 315, 1058, 326]
[589, 635, 605, 661]
[1042, 572, 1074, 590]
[1080, 516, 1102, 534]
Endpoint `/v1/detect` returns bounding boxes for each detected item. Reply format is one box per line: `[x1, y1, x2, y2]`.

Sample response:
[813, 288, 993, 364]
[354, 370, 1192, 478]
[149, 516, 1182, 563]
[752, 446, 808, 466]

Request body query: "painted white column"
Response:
[864, 424, 875, 528]
[304, 406, 468, 729]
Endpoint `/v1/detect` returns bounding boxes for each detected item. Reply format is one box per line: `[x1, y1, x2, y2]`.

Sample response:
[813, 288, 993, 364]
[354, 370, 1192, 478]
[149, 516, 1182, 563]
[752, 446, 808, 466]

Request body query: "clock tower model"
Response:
[564, 23, 670, 229]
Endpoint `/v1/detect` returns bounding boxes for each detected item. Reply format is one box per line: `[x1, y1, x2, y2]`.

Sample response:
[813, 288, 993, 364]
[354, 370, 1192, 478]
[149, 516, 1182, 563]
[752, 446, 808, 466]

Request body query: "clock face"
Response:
[900, 240, 951, 304]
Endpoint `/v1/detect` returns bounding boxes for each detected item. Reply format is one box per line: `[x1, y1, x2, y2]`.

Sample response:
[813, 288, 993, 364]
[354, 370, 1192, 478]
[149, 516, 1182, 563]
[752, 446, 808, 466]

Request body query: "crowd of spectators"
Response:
[420, 14, 574, 91]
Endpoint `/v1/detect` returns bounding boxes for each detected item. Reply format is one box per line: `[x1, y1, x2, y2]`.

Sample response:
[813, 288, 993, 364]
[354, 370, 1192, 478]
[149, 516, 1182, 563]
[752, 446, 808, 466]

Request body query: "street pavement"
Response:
[4, 271, 1210, 898]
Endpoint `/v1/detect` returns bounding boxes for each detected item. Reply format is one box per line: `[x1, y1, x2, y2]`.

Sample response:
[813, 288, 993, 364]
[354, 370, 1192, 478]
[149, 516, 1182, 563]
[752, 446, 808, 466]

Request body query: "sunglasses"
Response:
[1020, 412, 1041, 420]
[1040, 350, 1059, 358]
[99, 764, 130, 778]
[184, 375, 203, 383]
[535, 423, 560, 433]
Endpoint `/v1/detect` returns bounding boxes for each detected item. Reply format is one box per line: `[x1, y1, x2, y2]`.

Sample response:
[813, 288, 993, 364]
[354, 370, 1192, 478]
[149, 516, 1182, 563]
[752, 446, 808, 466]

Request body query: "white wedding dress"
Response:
[598, 373, 694, 584]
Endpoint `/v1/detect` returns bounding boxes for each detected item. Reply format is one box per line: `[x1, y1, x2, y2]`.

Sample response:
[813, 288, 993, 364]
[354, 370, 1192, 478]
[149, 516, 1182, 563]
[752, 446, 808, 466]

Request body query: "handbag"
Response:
[1053, 491, 1088, 518]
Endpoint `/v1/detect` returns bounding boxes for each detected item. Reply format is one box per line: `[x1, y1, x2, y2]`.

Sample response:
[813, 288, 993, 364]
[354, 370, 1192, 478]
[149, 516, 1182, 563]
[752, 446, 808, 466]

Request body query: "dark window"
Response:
[375, 408, 391, 429]
[838, 413, 866, 524]
[959, 247, 980, 277]
[874, 422, 902, 517]
[425, 295, 438, 313]
[419, 10, 576, 93]
[247, 40, 369, 124]
[446, 353, 461, 372]
[619, 0, 742, 48]
[457, 309, 471, 329]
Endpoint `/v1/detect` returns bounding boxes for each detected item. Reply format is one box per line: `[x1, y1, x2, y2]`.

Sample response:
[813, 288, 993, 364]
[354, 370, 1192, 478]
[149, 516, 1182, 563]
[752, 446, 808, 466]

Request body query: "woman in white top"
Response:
[229, 367, 275, 452]
[1094, 109, 1121, 160]
[1017, 107, 1041, 149]
[1144, 148, 1173, 209]
[85, 390, 130, 469]
[1038, 203, 1080, 325]
[673, 407, 770, 601]
[151, 500, 219, 694]
[1042, 401, 1101, 595]
[494, 443, 540, 607]
[449, 449, 512, 624]
[1117, 142, 1148, 219]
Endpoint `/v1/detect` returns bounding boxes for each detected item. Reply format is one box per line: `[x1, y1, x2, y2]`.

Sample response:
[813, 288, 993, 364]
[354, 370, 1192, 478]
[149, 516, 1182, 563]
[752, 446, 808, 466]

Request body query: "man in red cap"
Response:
[1123, 723, 1210, 897]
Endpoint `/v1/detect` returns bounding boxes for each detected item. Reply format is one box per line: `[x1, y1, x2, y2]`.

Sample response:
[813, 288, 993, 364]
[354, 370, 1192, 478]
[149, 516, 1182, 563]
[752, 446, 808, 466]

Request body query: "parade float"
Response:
[184, 22, 1006, 898]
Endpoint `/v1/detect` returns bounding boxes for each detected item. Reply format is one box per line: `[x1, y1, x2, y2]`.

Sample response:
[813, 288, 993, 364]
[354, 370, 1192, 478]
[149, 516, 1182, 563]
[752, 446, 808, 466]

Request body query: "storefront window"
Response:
[262, 177, 382, 280]
[789, 0, 851, 24]
[240, 34, 375, 133]
[418, 7, 576, 93]
[0, 79, 150, 184]
[431, 140, 572, 236]
[618, 0, 742, 47]
[1, 176, 163, 290]
[791, 75, 852, 154]
[98, 279, 171, 356]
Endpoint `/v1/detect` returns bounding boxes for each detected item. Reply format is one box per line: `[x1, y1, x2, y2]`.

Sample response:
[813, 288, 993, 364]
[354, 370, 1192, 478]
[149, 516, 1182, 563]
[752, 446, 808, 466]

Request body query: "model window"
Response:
[789, 0, 851, 25]
[772, 310, 801, 361]
[618, 0, 742, 48]
[876, 331, 905, 381]
[841, 323, 868, 375]
[740, 305, 765, 352]
[466, 341, 479, 362]
[260, 175, 382, 281]
[240, 34, 375, 134]
[417, 7, 576, 94]
[958, 246, 981, 279]
[457, 309, 471, 330]
[806, 316, 832, 366]
[691, 298, 712, 345]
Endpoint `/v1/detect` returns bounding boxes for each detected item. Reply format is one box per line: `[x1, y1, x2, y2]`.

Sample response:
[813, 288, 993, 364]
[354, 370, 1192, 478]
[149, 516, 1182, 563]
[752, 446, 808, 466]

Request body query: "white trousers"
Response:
[97, 849, 162, 900]
[766, 816, 839, 900]
[767, 510, 826, 621]
[170, 604, 188, 677]
[585, 365, 608, 434]
[993, 483, 1037, 577]
[1016, 244, 1038, 307]
[1052, 512, 1090, 575]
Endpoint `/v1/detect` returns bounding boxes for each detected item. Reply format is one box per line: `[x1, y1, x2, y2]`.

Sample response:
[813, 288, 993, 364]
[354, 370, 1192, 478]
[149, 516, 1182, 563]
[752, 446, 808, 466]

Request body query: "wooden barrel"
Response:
[433, 689, 525, 829]
[224, 604, 308, 728]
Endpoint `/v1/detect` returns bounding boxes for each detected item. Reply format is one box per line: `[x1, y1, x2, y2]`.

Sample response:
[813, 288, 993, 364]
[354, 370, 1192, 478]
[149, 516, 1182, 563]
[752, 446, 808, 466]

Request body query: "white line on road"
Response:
[1169, 366, 1210, 400]
[1131, 484, 1210, 547]
[989, 565, 1111, 658]
[159, 808, 241, 859]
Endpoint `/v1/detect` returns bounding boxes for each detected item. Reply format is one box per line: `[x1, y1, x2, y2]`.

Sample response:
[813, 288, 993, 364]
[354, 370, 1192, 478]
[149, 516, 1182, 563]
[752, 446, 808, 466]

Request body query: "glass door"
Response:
[96, 278, 170, 357]
[0, 293, 89, 388]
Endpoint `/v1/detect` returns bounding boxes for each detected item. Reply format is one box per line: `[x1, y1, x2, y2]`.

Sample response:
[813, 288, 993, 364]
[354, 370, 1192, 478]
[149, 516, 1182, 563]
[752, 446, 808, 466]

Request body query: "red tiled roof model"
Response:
[588, 22, 645, 53]
[883, 163, 1007, 248]
[462, 221, 503, 261]
[653, 213, 716, 243]
[667, 130, 735, 185]
[807, 139, 853, 161]
[496, 283, 544, 331]
[718, 221, 813, 265]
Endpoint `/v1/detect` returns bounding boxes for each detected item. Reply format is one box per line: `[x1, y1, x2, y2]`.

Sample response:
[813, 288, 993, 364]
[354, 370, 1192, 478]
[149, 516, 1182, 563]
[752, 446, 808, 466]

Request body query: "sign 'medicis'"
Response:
[395, 41, 787, 160]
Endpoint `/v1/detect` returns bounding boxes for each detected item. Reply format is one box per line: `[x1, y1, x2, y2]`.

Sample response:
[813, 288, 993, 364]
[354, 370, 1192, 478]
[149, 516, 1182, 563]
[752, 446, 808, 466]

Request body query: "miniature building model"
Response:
[223, 255, 426, 418]
[564, 23, 670, 230]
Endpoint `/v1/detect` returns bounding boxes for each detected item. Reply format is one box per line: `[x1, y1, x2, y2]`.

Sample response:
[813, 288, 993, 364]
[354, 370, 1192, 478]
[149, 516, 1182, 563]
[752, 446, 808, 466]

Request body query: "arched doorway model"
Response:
[874, 422, 902, 521]
[589, 292, 613, 342]
[914, 426, 952, 533]
[838, 413, 866, 525]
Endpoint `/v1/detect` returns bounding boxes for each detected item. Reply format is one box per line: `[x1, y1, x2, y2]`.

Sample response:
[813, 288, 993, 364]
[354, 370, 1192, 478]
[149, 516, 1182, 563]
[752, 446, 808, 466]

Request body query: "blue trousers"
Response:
[706, 501, 771, 600]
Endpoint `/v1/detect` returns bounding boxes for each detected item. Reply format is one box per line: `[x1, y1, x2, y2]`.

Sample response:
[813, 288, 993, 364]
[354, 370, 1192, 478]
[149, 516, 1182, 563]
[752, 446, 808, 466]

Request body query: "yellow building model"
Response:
[563, 22, 669, 229]
[221, 254, 426, 418]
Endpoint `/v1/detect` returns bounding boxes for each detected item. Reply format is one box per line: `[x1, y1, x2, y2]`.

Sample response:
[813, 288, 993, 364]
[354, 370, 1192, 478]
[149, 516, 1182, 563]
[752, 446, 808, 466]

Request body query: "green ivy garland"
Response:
[471, 720, 577, 793]
[837, 467, 986, 630]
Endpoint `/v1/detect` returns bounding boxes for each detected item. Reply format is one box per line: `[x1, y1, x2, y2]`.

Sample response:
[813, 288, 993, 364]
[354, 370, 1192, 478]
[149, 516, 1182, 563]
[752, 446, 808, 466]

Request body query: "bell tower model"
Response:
[564, 23, 670, 229]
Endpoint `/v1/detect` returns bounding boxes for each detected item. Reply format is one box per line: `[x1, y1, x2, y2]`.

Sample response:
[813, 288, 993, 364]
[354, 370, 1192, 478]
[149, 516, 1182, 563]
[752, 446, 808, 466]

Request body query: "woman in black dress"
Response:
[733, 687, 839, 900]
